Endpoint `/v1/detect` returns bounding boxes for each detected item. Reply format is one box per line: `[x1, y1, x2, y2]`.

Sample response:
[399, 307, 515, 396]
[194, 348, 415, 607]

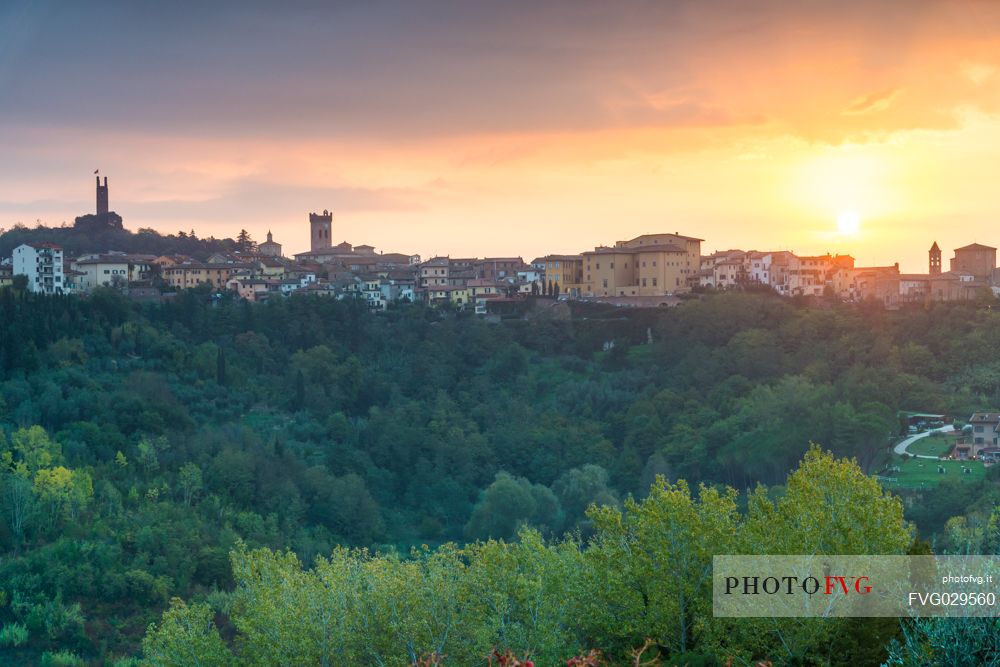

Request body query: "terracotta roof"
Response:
[634, 243, 688, 253]
[585, 246, 635, 255]
[586, 243, 686, 255]
[622, 232, 705, 244]
[376, 253, 413, 263]
[955, 243, 997, 252]
[853, 266, 900, 274]
[75, 254, 153, 265]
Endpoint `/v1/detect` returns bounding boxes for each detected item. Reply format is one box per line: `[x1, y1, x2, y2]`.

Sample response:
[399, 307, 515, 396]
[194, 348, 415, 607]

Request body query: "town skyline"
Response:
[2, 173, 996, 276]
[4, 1, 1000, 272]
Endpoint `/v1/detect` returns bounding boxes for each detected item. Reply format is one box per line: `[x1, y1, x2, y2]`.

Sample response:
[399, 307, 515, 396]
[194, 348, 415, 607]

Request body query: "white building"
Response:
[747, 252, 772, 285]
[72, 256, 130, 291]
[13, 243, 65, 294]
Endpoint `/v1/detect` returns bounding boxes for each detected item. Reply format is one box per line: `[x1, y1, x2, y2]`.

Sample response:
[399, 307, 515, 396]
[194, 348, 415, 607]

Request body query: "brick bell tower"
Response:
[96, 175, 109, 215]
[309, 210, 332, 252]
[929, 241, 941, 275]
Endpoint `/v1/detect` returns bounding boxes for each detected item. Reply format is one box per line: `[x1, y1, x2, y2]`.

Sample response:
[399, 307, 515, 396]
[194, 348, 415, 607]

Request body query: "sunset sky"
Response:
[2, 0, 1000, 270]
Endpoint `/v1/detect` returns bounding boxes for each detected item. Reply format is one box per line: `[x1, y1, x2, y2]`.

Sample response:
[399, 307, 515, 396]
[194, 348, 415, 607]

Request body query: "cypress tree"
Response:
[216, 347, 227, 386]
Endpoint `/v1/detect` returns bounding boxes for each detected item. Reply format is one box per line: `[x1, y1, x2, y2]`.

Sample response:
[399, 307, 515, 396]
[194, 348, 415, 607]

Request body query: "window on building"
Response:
[610, 262, 614, 269]
[642, 278, 647, 287]
[602, 279, 608, 288]
[652, 277, 657, 286]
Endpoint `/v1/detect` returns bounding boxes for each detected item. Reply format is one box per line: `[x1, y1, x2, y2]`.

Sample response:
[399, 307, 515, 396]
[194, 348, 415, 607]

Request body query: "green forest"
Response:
[2, 286, 1000, 665]
[0, 222, 242, 261]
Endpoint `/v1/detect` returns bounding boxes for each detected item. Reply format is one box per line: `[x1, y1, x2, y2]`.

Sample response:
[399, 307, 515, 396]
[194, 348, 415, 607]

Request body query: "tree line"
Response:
[1, 286, 1000, 662]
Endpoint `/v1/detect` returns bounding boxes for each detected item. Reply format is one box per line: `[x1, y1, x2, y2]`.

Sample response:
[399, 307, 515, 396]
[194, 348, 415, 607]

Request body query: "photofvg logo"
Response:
[723, 573, 872, 597]
[713, 555, 1000, 618]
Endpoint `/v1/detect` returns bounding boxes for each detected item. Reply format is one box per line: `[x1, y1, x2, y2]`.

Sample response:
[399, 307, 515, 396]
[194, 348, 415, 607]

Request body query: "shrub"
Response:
[110, 657, 141, 667]
[39, 651, 86, 667]
[0, 622, 29, 647]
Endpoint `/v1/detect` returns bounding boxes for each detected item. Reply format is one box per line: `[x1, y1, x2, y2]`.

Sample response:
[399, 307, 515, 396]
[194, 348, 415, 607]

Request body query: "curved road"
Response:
[892, 425, 955, 459]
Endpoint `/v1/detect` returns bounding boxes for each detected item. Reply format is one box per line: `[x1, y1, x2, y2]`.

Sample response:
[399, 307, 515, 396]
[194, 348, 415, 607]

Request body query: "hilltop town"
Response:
[3, 176, 999, 311]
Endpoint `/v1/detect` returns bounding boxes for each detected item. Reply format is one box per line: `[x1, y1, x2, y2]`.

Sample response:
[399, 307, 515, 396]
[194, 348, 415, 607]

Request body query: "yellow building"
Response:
[257, 258, 287, 278]
[466, 279, 502, 298]
[163, 263, 250, 290]
[541, 255, 584, 296]
[582, 233, 702, 297]
[425, 285, 469, 307]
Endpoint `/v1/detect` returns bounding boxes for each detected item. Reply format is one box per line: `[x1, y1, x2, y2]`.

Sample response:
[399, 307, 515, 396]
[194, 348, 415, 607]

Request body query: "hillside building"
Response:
[582, 232, 703, 297]
[258, 231, 283, 258]
[13, 243, 65, 294]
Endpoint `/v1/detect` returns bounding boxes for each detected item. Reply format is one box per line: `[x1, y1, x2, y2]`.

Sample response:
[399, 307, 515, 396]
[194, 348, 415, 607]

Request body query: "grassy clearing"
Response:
[907, 434, 955, 458]
[878, 456, 985, 489]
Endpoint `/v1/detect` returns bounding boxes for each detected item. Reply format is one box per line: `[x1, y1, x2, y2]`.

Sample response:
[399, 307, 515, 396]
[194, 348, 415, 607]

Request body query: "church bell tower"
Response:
[929, 241, 941, 275]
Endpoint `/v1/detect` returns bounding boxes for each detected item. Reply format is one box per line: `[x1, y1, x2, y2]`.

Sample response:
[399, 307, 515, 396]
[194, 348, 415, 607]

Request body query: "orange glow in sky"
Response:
[2, 1, 1000, 271]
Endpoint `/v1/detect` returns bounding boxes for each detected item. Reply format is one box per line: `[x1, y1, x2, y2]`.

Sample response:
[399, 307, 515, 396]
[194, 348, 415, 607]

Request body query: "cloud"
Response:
[2, 0, 998, 145]
[962, 62, 997, 85]
[843, 89, 902, 116]
[5, 0, 1000, 264]
[125, 181, 423, 222]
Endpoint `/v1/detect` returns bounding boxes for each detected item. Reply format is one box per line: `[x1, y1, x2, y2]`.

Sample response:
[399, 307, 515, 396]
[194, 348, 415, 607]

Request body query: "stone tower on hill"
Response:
[310, 210, 332, 252]
[74, 174, 123, 231]
[96, 176, 109, 215]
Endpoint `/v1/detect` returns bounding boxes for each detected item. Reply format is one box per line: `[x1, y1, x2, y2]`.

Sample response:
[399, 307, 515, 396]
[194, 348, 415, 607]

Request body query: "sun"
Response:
[836, 209, 861, 235]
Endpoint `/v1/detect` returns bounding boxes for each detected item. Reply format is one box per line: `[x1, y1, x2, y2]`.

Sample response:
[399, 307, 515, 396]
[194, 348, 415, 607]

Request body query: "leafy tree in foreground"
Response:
[141, 598, 233, 667]
[142, 448, 913, 666]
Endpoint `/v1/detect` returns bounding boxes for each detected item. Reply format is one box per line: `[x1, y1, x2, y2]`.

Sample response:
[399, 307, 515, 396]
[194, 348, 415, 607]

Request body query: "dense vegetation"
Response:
[2, 286, 1000, 664]
[0, 221, 241, 260]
